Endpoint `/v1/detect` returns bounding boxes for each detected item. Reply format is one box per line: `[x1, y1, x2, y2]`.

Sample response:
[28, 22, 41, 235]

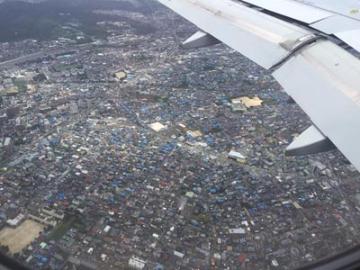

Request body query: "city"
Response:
[0, 0, 360, 269]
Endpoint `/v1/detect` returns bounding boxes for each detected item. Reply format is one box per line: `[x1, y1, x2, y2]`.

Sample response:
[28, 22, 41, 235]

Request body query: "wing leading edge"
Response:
[158, 0, 360, 171]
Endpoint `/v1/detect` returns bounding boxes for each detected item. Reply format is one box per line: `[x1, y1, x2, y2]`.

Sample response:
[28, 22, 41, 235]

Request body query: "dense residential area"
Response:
[0, 0, 360, 269]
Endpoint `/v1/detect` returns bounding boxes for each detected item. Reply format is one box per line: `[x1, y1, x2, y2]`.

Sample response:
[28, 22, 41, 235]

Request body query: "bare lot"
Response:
[0, 219, 45, 254]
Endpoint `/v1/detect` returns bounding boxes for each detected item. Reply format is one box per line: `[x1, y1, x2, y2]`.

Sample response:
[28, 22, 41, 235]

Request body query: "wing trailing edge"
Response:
[158, 0, 360, 171]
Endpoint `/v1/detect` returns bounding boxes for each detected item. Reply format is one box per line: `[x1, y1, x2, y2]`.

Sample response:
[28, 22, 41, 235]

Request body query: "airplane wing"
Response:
[157, 0, 360, 171]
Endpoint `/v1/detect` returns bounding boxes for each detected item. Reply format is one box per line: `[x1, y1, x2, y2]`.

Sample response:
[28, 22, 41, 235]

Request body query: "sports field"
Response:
[0, 219, 45, 254]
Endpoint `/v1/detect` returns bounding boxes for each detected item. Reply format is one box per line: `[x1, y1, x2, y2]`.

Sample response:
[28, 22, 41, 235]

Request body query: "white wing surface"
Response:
[158, 0, 360, 171]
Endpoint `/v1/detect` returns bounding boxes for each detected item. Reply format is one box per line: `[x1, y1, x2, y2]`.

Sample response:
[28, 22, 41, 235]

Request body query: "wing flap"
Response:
[311, 16, 360, 52]
[158, 0, 360, 171]
[336, 30, 360, 52]
[241, 0, 333, 24]
[239, 0, 360, 52]
[158, 0, 313, 69]
[293, 0, 360, 21]
[273, 40, 360, 170]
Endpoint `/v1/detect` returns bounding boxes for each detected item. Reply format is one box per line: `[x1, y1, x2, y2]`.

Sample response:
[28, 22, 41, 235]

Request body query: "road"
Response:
[0, 43, 94, 70]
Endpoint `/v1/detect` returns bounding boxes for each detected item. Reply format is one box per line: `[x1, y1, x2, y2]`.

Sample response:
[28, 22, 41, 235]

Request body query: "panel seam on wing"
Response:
[269, 35, 324, 72]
